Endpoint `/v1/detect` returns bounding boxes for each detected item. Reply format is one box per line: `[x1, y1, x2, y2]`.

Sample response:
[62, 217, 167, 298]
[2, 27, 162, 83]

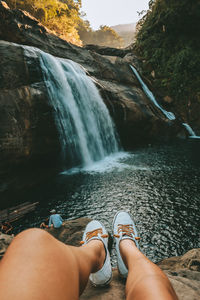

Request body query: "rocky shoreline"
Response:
[1, 218, 200, 299]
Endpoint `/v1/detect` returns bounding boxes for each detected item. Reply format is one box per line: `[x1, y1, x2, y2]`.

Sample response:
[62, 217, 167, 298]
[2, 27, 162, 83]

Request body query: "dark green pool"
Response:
[16, 142, 200, 264]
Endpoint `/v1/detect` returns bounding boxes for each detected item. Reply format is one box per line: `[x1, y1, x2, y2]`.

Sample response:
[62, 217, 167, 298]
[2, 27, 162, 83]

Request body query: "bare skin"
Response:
[120, 239, 178, 300]
[0, 229, 104, 300]
[0, 228, 178, 300]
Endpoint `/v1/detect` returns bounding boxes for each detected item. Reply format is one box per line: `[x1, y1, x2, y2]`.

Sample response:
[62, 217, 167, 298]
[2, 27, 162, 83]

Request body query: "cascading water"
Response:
[38, 51, 120, 169]
[129, 65, 200, 140]
[182, 123, 200, 139]
[23, 46, 120, 169]
[182, 123, 196, 137]
[130, 65, 176, 121]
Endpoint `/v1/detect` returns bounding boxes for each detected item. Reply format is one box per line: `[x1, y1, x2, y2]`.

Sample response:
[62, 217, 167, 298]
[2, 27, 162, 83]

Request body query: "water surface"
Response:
[17, 142, 200, 263]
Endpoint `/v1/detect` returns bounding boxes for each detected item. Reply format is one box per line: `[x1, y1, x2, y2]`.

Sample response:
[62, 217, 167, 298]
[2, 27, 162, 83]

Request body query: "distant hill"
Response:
[111, 23, 136, 33]
[111, 23, 137, 47]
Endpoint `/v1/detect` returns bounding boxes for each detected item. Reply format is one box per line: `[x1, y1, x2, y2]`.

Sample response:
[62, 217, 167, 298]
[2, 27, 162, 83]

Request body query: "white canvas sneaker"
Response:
[81, 220, 112, 286]
[113, 211, 140, 278]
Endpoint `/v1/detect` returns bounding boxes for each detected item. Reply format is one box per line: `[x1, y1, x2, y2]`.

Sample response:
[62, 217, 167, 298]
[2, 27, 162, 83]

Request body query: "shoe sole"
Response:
[90, 273, 113, 287]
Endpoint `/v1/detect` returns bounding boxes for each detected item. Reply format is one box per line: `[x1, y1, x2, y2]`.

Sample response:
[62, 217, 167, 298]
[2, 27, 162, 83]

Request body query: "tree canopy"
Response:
[6, 0, 82, 44]
[135, 0, 200, 109]
[78, 23, 124, 48]
[5, 0, 123, 47]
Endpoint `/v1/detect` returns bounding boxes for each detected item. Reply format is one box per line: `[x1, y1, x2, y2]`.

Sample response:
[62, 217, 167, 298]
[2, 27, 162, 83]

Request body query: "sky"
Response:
[81, 0, 150, 29]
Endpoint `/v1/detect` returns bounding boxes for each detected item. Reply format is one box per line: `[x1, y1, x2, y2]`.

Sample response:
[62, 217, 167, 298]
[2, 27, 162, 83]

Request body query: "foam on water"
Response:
[60, 151, 152, 175]
[61, 152, 131, 174]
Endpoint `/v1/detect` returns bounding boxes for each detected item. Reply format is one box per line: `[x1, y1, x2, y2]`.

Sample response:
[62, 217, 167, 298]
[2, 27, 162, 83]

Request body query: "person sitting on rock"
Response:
[0, 211, 178, 300]
[1, 221, 13, 235]
[48, 209, 63, 228]
[39, 218, 49, 229]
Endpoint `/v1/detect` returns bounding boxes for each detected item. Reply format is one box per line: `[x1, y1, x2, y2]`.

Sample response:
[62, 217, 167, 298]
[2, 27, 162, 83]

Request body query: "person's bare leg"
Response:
[120, 240, 178, 300]
[0, 228, 105, 300]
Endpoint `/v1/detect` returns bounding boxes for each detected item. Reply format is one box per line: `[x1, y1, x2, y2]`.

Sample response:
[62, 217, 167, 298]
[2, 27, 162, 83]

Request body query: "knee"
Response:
[17, 227, 49, 239]
[12, 228, 54, 249]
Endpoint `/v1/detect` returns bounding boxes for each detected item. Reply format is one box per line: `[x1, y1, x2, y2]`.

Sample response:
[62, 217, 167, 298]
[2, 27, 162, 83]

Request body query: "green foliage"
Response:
[93, 25, 124, 48]
[6, 0, 123, 47]
[135, 0, 200, 105]
[77, 23, 124, 48]
[76, 18, 93, 44]
[6, 0, 82, 45]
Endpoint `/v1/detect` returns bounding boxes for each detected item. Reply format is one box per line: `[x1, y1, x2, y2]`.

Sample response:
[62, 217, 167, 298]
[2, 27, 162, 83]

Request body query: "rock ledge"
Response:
[1, 218, 200, 299]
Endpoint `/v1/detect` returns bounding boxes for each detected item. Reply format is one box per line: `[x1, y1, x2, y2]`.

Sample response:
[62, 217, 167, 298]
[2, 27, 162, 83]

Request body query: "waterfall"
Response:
[37, 51, 120, 169]
[130, 65, 175, 121]
[182, 123, 198, 137]
[182, 123, 200, 140]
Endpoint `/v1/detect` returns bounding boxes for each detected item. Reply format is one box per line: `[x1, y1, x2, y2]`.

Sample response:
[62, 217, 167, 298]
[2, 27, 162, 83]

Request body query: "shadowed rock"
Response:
[0, 233, 14, 259]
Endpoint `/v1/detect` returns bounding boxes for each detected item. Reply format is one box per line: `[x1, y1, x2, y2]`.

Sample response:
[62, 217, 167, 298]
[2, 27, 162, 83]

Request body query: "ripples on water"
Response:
[17, 142, 200, 264]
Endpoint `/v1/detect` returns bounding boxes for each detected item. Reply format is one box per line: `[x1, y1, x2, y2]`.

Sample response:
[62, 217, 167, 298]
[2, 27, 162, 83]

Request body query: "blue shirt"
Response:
[49, 214, 63, 228]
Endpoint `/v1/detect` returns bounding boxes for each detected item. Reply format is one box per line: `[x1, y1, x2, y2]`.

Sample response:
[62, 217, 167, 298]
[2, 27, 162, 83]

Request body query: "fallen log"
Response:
[0, 202, 39, 223]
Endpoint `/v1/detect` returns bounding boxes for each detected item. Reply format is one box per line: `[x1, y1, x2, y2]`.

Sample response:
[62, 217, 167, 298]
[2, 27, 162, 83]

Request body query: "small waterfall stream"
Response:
[129, 65, 200, 139]
[182, 123, 200, 139]
[182, 123, 196, 137]
[130, 65, 176, 121]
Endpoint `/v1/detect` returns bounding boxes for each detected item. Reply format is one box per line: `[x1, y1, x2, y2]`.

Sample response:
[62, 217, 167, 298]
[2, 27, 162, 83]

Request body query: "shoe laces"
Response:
[80, 228, 108, 245]
[114, 224, 140, 240]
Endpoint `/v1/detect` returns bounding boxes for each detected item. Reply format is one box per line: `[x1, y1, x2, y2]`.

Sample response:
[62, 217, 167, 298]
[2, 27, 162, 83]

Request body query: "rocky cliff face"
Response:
[0, 41, 60, 167]
[0, 2, 182, 205]
[0, 40, 61, 206]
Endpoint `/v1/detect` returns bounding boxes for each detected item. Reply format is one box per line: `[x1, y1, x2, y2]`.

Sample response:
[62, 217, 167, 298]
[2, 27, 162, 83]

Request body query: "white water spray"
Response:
[130, 65, 175, 121]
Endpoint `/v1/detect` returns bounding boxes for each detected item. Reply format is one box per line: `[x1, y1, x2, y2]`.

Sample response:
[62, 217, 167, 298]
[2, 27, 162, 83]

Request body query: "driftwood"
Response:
[0, 202, 39, 223]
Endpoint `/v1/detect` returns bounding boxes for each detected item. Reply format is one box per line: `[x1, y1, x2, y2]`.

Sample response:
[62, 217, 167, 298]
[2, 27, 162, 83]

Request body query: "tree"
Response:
[78, 23, 124, 48]
[135, 0, 200, 105]
[5, 0, 83, 45]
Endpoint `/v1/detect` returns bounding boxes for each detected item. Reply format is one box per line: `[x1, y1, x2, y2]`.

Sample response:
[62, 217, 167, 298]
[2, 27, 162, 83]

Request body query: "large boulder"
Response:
[158, 249, 200, 300]
[46, 218, 92, 246]
[0, 40, 60, 206]
[85, 44, 130, 58]
[0, 41, 59, 166]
